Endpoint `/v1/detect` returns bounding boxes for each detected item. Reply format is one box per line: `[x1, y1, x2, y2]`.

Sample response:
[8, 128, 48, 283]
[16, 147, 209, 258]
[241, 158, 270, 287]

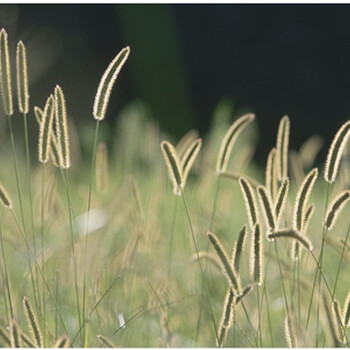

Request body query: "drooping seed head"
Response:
[0, 28, 13, 116]
[55, 85, 71, 168]
[276, 115, 290, 181]
[0, 179, 12, 209]
[38, 95, 55, 163]
[268, 229, 313, 252]
[23, 296, 43, 348]
[257, 185, 276, 231]
[239, 177, 258, 229]
[324, 120, 350, 183]
[216, 113, 255, 173]
[232, 224, 247, 274]
[250, 223, 264, 285]
[93, 46, 130, 121]
[217, 287, 235, 347]
[207, 231, 241, 293]
[324, 190, 350, 230]
[293, 168, 318, 232]
[16, 40, 29, 114]
[266, 147, 278, 201]
[284, 315, 297, 348]
[180, 138, 202, 188]
[161, 141, 183, 195]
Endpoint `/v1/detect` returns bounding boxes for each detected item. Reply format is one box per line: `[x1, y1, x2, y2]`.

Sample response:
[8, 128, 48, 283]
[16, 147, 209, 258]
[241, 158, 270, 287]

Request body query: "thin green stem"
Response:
[41, 163, 46, 346]
[274, 241, 289, 315]
[82, 119, 100, 345]
[256, 286, 262, 347]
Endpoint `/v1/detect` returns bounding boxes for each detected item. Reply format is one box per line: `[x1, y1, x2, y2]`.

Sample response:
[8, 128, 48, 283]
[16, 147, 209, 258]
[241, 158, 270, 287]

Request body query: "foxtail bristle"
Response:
[38, 95, 55, 164]
[266, 148, 278, 201]
[284, 314, 297, 348]
[250, 223, 263, 285]
[324, 120, 350, 183]
[275, 178, 290, 226]
[53, 335, 70, 348]
[216, 113, 255, 173]
[276, 116, 290, 181]
[207, 231, 241, 293]
[332, 299, 346, 344]
[232, 225, 247, 274]
[9, 319, 22, 348]
[161, 141, 183, 195]
[93, 46, 130, 121]
[217, 287, 235, 347]
[324, 190, 350, 229]
[257, 185, 276, 231]
[55, 85, 71, 168]
[180, 138, 202, 188]
[268, 229, 313, 252]
[293, 168, 318, 232]
[239, 177, 258, 229]
[23, 296, 43, 348]
[16, 41, 29, 114]
[0, 28, 13, 116]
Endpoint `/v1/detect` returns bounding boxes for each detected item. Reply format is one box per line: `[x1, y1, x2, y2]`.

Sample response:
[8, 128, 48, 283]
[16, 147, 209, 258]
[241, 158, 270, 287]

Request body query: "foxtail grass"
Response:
[276, 116, 290, 181]
[239, 177, 258, 229]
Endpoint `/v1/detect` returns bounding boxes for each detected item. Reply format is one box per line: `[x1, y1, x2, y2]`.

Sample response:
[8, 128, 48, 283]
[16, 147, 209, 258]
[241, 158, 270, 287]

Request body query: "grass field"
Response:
[1, 27, 350, 348]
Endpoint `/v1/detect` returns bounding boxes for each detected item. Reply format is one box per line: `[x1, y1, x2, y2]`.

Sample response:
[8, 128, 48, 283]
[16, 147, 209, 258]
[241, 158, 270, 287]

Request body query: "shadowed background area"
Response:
[1, 4, 350, 162]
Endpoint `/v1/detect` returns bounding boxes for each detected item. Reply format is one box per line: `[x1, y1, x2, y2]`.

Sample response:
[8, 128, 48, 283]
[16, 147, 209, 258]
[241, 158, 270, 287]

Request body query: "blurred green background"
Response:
[1, 4, 350, 162]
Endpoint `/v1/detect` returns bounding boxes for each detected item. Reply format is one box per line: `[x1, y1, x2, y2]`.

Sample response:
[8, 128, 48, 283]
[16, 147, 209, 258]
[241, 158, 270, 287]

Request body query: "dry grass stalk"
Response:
[276, 115, 290, 181]
[207, 231, 241, 292]
[161, 141, 183, 195]
[23, 296, 43, 348]
[216, 113, 255, 173]
[293, 168, 318, 232]
[324, 190, 350, 229]
[217, 287, 235, 347]
[324, 120, 350, 183]
[239, 177, 258, 229]
[55, 85, 71, 168]
[0, 28, 13, 116]
[39, 95, 55, 164]
[93, 46, 130, 121]
[16, 41, 29, 114]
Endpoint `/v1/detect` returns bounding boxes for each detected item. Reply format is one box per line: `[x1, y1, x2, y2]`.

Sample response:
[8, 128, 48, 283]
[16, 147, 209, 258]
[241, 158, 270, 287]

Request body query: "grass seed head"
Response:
[276, 115, 290, 181]
[324, 190, 350, 229]
[239, 177, 258, 229]
[16, 40, 29, 114]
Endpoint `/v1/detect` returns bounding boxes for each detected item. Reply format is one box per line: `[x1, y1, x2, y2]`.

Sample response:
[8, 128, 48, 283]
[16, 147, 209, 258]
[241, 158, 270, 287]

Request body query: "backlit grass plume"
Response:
[293, 168, 318, 232]
[161, 140, 183, 195]
[217, 287, 235, 347]
[0, 28, 13, 116]
[216, 113, 255, 173]
[93, 46, 130, 121]
[53, 335, 70, 348]
[16, 41, 29, 114]
[38, 95, 55, 164]
[276, 116, 290, 181]
[332, 299, 346, 344]
[266, 147, 278, 201]
[343, 289, 350, 327]
[180, 138, 202, 187]
[23, 296, 43, 348]
[250, 223, 263, 285]
[284, 315, 297, 348]
[207, 231, 241, 292]
[0, 179, 12, 209]
[34, 106, 61, 166]
[324, 120, 350, 183]
[324, 190, 350, 229]
[55, 85, 71, 168]
[257, 185, 276, 231]
[232, 225, 248, 274]
[275, 178, 290, 225]
[268, 229, 313, 252]
[239, 177, 258, 229]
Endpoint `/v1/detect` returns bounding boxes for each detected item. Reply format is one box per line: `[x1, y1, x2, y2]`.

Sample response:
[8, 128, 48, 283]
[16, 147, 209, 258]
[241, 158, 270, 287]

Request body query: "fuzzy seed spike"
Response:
[16, 40, 29, 114]
[0, 179, 12, 209]
[250, 223, 263, 285]
[217, 287, 235, 347]
[236, 284, 255, 305]
[207, 231, 241, 292]
[232, 225, 248, 274]
[39, 95, 55, 164]
[275, 178, 290, 225]
[343, 289, 350, 328]
[239, 177, 258, 229]
[276, 115, 290, 181]
[161, 141, 183, 195]
[268, 229, 313, 251]
[257, 185, 276, 231]
[53, 335, 70, 348]
[293, 168, 318, 232]
[266, 147, 278, 201]
[0, 28, 13, 116]
[333, 299, 346, 343]
[324, 120, 350, 183]
[55, 85, 71, 168]
[23, 296, 43, 348]
[9, 319, 22, 348]
[216, 113, 255, 173]
[284, 315, 297, 348]
[181, 138, 202, 187]
[176, 129, 199, 159]
[93, 46, 130, 121]
[324, 190, 350, 229]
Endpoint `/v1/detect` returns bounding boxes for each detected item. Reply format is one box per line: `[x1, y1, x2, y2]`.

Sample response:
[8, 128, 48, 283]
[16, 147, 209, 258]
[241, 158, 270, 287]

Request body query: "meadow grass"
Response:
[1, 27, 350, 348]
